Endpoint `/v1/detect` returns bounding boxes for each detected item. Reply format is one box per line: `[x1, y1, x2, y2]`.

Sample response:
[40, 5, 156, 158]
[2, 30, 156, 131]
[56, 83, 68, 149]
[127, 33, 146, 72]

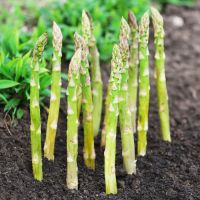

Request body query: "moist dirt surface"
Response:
[0, 3, 200, 200]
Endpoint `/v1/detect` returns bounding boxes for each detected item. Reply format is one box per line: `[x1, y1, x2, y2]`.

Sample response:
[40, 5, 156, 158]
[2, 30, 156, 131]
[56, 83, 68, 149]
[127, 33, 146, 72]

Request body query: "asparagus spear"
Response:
[44, 22, 62, 160]
[101, 75, 111, 147]
[137, 11, 150, 156]
[128, 11, 139, 133]
[104, 44, 122, 194]
[118, 18, 136, 174]
[151, 7, 171, 142]
[66, 48, 82, 190]
[30, 32, 48, 181]
[74, 32, 95, 169]
[82, 10, 102, 137]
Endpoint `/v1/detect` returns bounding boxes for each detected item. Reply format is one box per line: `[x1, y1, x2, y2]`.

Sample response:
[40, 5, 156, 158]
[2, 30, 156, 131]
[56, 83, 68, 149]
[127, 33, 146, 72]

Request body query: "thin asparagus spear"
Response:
[151, 7, 171, 142]
[104, 44, 122, 194]
[66, 48, 82, 190]
[82, 10, 103, 137]
[137, 11, 150, 156]
[118, 18, 136, 174]
[30, 32, 48, 181]
[128, 11, 139, 133]
[44, 22, 62, 160]
[101, 76, 111, 147]
[74, 32, 95, 169]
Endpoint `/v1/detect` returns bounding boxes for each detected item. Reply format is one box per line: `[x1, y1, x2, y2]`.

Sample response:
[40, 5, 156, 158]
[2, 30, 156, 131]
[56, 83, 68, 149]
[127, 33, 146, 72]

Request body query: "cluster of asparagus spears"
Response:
[29, 7, 171, 195]
[103, 8, 171, 194]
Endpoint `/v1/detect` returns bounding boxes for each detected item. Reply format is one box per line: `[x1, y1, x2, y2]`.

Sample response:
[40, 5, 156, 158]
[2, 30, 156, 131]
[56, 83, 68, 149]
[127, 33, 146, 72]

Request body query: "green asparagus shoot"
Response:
[137, 11, 150, 156]
[128, 11, 139, 135]
[82, 10, 103, 137]
[30, 32, 48, 181]
[151, 7, 171, 142]
[118, 17, 136, 174]
[104, 44, 122, 194]
[66, 48, 82, 190]
[44, 22, 63, 160]
[74, 32, 95, 169]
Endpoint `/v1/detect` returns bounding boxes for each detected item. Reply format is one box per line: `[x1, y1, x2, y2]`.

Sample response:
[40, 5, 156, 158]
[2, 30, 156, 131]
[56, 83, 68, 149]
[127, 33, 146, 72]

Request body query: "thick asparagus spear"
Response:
[44, 22, 62, 160]
[30, 32, 48, 181]
[128, 11, 139, 133]
[151, 7, 171, 142]
[82, 10, 103, 137]
[74, 32, 95, 169]
[137, 11, 150, 156]
[66, 48, 82, 190]
[118, 18, 136, 174]
[104, 44, 122, 194]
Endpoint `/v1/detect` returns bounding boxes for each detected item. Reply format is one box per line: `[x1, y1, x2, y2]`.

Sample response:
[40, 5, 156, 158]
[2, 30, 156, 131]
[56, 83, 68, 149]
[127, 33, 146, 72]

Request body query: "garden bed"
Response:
[0, 3, 200, 199]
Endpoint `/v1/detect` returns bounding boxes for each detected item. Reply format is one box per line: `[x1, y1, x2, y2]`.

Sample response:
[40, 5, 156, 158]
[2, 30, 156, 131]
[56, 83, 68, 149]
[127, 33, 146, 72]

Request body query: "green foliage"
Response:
[0, 0, 150, 62]
[154, 0, 196, 6]
[0, 47, 51, 119]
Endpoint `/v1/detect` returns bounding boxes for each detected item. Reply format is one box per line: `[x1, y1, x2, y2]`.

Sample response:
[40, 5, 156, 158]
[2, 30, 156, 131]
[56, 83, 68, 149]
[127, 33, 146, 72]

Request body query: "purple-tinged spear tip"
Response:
[128, 11, 138, 30]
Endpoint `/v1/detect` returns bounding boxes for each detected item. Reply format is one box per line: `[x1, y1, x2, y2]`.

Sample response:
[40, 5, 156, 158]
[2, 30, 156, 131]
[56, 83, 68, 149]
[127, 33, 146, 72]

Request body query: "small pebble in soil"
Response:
[171, 16, 184, 27]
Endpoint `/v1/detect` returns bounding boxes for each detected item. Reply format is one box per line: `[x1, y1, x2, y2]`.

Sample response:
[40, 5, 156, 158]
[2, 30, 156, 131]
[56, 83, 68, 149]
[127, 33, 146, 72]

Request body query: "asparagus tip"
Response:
[53, 21, 63, 51]
[150, 7, 164, 33]
[128, 11, 138, 29]
[33, 32, 48, 61]
[139, 11, 150, 35]
[120, 17, 130, 38]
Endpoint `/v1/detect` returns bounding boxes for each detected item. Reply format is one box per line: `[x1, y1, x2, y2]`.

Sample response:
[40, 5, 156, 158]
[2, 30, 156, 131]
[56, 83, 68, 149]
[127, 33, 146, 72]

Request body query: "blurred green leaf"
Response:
[0, 80, 20, 89]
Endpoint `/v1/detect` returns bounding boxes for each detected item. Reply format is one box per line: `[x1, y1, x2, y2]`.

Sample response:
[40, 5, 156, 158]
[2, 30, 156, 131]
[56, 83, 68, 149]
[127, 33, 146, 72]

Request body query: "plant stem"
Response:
[118, 17, 136, 174]
[104, 44, 122, 195]
[101, 80, 111, 147]
[151, 7, 171, 142]
[44, 22, 62, 160]
[66, 48, 82, 190]
[30, 32, 48, 181]
[128, 11, 139, 134]
[137, 11, 150, 156]
[82, 11, 102, 137]
[74, 32, 95, 169]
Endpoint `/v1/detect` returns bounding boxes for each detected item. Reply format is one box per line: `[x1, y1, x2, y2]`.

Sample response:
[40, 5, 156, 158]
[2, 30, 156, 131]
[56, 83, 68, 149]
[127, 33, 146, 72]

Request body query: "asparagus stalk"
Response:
[151, 7, 171, 142]
[128, 11, 139, 133]
[66, 48, 82, 190]
[137, 11, 150, 156]
[74, 32, 95, 169]
[82, 10, 102, 137]
[104, 44, 122, 195]
[44, 22, 62, 160]
[101, 77, 111, 147]
[118, 18, 136, 174]
[30, 32, 48, 181]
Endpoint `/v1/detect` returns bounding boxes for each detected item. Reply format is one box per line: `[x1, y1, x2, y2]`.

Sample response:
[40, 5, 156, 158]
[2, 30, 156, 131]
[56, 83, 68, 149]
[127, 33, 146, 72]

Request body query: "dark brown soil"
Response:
[1, 3, 200, 200]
